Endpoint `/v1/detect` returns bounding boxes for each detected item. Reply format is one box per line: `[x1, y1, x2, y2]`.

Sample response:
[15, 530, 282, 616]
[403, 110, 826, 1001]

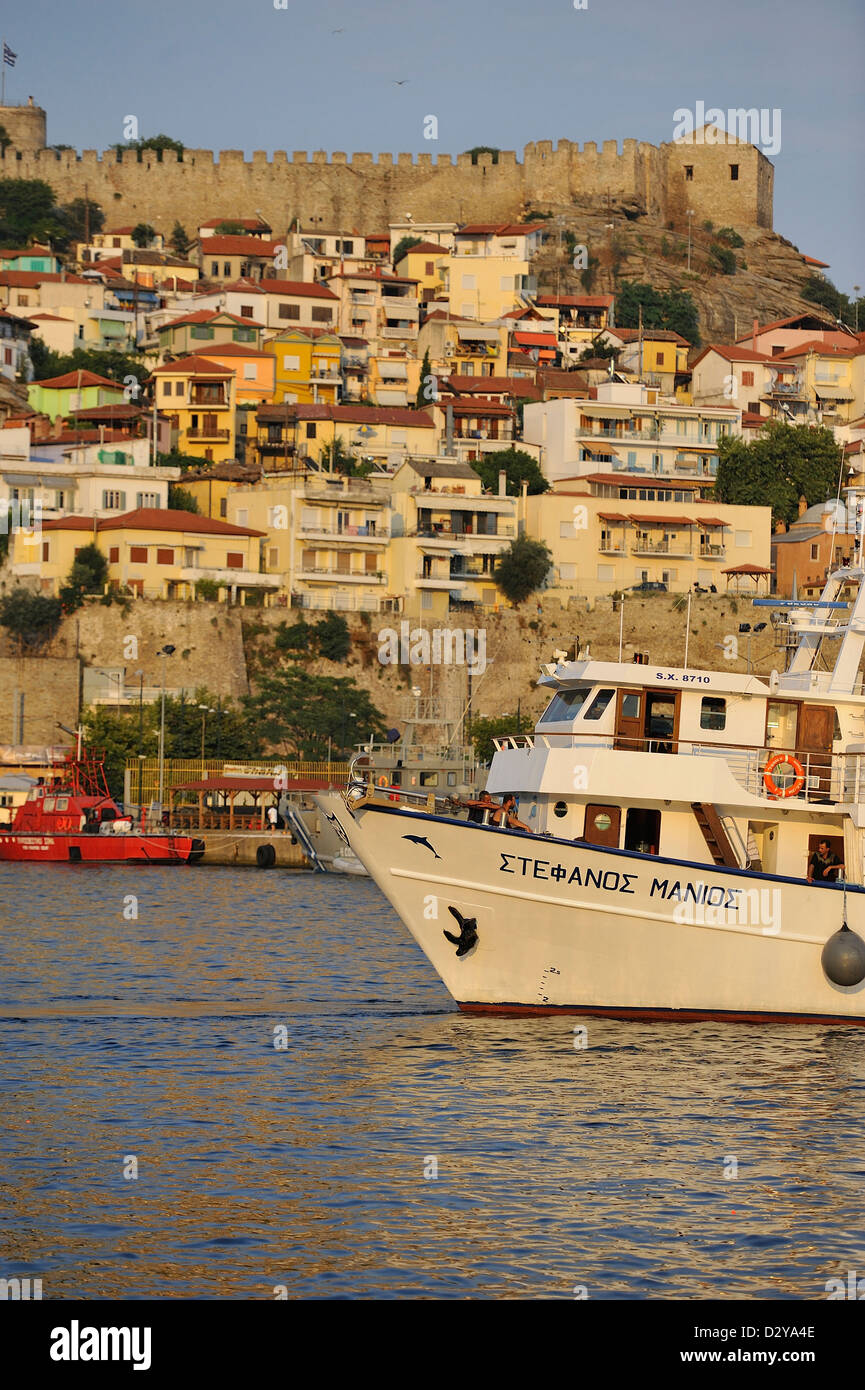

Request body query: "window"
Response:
[223, 262, 232, 277]
[4, 347, 11, 365]
[130, 545, 148, 563]
[243, 363, 257, 380]
[18, 293, 29, 305]
[391, 430, 407, 446]
[597, 563, 615, 581]
[461, 274, 477, 290]
[269, 547, 279, 568]
[684, 166, 693, 180]
[162, 380, 173, 397]
[560, 562, 577, 580]
[730, 164, 739, 180]
[240, 304, 254, 317]
[421, 589, 433, 609]
[173, 380, 182, 395]
[305, 423, 316, 439]
[219, 499, 227, 518]
[559, 520, 574, 538]
[233, 328, 255, 343]
[700, 696, 726, 731]
[425, 261, 434, 274]
[282, 354, 301, 370]
[236, 509, 248, 526]
[583, 689, 615, 721]
[735, 531, 752, 547]
[156, 548, 174, 565]
[655, 351, 665, 367]
[102, 490, 126, 509]
[226, 552, 244, 568]
[810, 543, 820, 561]
[540, 686, 593, 723]
[499, 276, 513, 292]
[54, 491, 65, 509]
[136, 492, 159, 508]
[279, 303, 300, 320]
[42, 541, 49, 561]
[311, 306, 332, 322]
[191, 325, 214, 339]
[210, 262, 219, 276]
[742, 370, 754, 387]
[627, 451, 636, 466]
[109, 546, 119, 563]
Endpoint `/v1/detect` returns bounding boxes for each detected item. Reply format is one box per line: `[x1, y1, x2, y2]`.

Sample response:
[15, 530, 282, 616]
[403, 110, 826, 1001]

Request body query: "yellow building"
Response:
[616, 329, 693, 401]
[386, 457, 517, 619]
[393, 241, 449, 302]
[416, 312, 508, 379]
[773, 340, 864, 429]
[263, 328, 341, 405]
[534, 295, 615, 360]
[179, 462, 262, 520]
[444, 251, 531, 321]
[149, 355, 236, 463]
[253, 403, 437, 470]
[525, 486, 772, 601]
[367, 353, 422, 407]
[225, 471, 395, 614]
[193, 344, 276, 405]
[13, 508, 275, 602]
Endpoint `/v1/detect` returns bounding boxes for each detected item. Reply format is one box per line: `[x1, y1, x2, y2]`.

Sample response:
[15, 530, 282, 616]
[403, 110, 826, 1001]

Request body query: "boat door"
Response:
[583, 804, 621, 848]
[614, 688, 644, 750]
[797, 703, 835, 798]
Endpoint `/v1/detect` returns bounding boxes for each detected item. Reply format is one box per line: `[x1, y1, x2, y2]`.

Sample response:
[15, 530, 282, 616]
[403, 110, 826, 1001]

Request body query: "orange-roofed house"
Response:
[27, 370, 127, 420]
[150, 356, 236, 463]
[12, 508, 275, 603]
[533, 295, 615, 360]
[197, 236, 285, 283]
[196, 343, 276, 406]
[157, 309, 265, 360]
[392, 241, 449, 302]
[263, 328, 342, 405]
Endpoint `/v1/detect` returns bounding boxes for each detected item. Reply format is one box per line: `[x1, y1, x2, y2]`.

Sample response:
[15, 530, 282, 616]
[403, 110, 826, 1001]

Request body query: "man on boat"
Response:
[490, 793, 532, 833]
[808, 839, 845, 883]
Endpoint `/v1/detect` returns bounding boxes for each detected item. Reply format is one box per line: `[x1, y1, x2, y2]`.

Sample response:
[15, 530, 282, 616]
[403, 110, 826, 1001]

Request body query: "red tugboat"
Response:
[0, 751, 204, 864]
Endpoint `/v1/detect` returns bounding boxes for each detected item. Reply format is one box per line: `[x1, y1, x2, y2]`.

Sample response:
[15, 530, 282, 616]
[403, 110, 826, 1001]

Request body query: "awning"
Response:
[514, 332, 557, 348]
[378, 362, 408, 379]
[582, 446, 619, 459]
[597, 512, 629, 522]
[815, 387, 853, 400]
[629, 514, 694, 526]
[455, 325, 499, 343]
[694, 517, 728, 527]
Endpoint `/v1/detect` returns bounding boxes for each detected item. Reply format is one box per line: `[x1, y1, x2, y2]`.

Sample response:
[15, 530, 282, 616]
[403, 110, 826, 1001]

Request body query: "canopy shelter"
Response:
[722, 563, 773, 594]
[168, 774, 330, 830]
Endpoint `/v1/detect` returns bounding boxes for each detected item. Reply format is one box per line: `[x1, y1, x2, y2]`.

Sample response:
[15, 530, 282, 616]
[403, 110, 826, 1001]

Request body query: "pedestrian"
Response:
[808, 839, 844, 883]
[267, 803, 278, 832]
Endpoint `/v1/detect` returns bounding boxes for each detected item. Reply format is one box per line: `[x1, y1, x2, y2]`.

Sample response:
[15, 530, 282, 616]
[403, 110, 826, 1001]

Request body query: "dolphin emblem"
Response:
[402, 834, 441, 859]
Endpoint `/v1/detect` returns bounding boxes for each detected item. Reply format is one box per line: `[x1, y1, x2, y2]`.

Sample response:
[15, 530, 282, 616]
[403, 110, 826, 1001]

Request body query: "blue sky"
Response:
[4, 0, 862, 291]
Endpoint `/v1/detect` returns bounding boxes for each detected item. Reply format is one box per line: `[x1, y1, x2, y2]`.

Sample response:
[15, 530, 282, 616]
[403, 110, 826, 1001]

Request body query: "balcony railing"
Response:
[699, 544, 726, 558]
[187, 428, 231, 441]
[381, 325, 418, 338]
[297, 565, 386, 582]
[300, 524, 390, 539]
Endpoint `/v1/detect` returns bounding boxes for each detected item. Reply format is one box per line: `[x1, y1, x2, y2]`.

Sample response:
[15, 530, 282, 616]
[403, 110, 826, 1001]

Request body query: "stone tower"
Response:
[0, 100, 47, 154]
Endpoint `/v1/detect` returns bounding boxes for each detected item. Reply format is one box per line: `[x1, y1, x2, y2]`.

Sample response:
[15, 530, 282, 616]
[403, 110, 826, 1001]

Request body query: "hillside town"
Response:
[2, 207, 863, 620]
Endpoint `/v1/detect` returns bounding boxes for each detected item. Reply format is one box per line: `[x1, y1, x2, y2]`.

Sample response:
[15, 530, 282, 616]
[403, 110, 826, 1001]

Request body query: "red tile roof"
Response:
[0, 270, 92, 287]
[198, 343, 273, 359]
[535, 295, 615, 309]
[772, 339, 861, 360]
[199, 236, 283, 257]
[723, 563, 773, 574]
[597, 512, 630, 522]
[98, 507, 265, 537]
[446, 398, 514, 415]
[734, 311, 835, 339]
[513, 331, 557, 348]
[149, 354, 233, 377]
[257, 278, 338, 299]
[162, 309, 265, 330]
[691, 344, 772, 366]
[32, 370, 124, 390]
[260, 404, 434, 427]
[394, 241, 449, 258]
[614, 327, 691, 345]
[629, 513, 695, 525]
[583, 472, 706, 488]
[802, 255, 831, 268]
[201, 218, 271, 231]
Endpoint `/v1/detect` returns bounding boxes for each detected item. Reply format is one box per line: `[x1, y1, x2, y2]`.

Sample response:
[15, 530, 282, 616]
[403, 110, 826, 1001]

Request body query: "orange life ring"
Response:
[763, 753, 805, 799]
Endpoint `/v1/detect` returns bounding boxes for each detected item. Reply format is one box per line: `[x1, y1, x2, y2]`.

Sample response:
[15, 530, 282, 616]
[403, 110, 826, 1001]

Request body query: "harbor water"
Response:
[1, 863, 864, 1300]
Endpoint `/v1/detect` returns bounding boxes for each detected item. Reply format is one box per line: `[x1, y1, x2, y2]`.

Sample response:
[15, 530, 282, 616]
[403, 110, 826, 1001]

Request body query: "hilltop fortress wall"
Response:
[0, 130, 773, 236]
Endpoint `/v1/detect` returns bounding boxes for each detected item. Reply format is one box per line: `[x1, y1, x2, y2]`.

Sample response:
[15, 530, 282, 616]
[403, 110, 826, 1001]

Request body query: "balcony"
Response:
[633, 539, 693, 556]
[189, 392, 229, 407]
[303, 485, 389, 506]
[296, 565, 386, 583]
[381, 325, 418, 339]
[416, 571, 462, 589]
[699, 543, 726, 558]
[187, 427, 231, 441]
[299, 523, 390, 541]
[598, 541, 626, 554]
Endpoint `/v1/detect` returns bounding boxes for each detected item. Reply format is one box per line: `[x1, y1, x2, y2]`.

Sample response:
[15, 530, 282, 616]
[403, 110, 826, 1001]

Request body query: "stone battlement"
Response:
[0, 131, 773, 237]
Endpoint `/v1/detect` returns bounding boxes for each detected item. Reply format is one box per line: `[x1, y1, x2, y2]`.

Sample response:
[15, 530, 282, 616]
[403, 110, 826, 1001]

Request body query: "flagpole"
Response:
[1, 39, 5, 106]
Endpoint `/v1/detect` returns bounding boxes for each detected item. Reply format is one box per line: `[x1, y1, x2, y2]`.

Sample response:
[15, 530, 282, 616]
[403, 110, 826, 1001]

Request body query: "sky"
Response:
[3, 0, 862, 291]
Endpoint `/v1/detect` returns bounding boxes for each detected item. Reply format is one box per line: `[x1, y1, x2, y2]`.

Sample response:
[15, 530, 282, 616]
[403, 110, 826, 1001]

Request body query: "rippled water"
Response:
[1, 863, 864, 1300]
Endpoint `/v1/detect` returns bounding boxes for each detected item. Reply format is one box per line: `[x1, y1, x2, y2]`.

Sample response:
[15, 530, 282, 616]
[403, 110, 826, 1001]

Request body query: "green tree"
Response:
[579, 335, 618, 362]
[467, 714, 521, 764]
[243, 667, 386, 758]
[471, 446, 549, 497]
[416, 347, 433, 408]
[59, 196, 105, 243]
[169, 221, 191, 256]
[800, 274, 841, 317]
[320, 436, 373, 477]
[28, 344, 149, 391]
[0, 589, 62, 650]
[391, 234, 422, 268]
[315, 612, 351, 662]
[615, 280, 700, 346]
[709, 243, 736, 275]
[0, 177, 64, 248]
[716, 227, 745, 248]
[131, 222, 156, 248]
[0, 124, 11, 156]
[715, 421, 844, 526]
[273, 612, 351, 661]
[167, 485, 200, 513]
[112, 134, 184, 161]
[462, 146, 500, 164]
[493, 535, 553, 605]
[157, 449, 213, 472]
[212, 220, 248, 235]
[59, 542, 109, 611]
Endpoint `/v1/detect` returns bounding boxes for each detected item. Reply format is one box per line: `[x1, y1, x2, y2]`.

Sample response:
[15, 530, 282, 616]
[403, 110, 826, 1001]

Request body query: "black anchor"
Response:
[443, 905, 478, 957]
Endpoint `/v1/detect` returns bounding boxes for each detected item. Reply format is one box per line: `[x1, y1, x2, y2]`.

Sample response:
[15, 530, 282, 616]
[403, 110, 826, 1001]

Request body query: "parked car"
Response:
[628, 581, 668, 593]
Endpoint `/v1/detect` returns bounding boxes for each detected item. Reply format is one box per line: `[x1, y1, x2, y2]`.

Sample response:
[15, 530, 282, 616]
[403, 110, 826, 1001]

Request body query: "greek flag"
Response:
[3, 43, 16, 67]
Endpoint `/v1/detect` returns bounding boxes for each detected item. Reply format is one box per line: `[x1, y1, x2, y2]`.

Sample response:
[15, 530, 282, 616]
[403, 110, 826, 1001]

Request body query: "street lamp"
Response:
[198, 704, 215, 774]
[686, 209, 695, 273]
[134, 669, 145, 812]
[854, 287, 861, 334]
[156, 644, 176, 817]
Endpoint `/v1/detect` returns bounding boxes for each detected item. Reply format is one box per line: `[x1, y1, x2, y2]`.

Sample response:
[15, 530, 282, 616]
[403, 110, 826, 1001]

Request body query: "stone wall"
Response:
[0, 656, 80, 743]
[0, 134, 772, 240]
[0, 103, 47, 156]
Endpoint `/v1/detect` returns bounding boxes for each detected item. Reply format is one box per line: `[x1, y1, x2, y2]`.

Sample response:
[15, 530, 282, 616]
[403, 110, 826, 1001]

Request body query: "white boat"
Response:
[329, 517, 865, 1024]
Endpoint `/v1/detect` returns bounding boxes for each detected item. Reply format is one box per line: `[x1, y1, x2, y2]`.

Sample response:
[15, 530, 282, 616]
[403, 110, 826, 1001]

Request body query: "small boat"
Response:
[0, 753, 204, 864]
[330, 510, 865, 1025]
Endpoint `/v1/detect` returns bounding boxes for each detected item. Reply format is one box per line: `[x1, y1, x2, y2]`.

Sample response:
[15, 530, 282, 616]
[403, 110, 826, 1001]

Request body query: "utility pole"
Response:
[84, 184, 90, 245]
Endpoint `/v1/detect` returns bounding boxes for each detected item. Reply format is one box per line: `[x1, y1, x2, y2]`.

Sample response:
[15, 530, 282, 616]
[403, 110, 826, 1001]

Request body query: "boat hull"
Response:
[0, 832, 203, 863]
[334, 800, 865, 1024]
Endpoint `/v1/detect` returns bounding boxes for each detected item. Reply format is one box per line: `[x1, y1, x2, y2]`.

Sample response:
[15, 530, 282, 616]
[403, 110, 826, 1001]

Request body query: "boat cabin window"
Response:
[55, 798, 69, 811]
[553, 800, 568, 818]
[420, 772, 438, 787]
[539, 685, 592, 723]
[624, 807, 661, 855]
[43, 797, 56, 811]
[583, 688, 615, 721]
[700, 697, 726, 731]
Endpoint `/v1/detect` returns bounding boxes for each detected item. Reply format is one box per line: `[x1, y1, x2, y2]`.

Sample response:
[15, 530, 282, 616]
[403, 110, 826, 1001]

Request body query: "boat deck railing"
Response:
[491, 733, 865, 805]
